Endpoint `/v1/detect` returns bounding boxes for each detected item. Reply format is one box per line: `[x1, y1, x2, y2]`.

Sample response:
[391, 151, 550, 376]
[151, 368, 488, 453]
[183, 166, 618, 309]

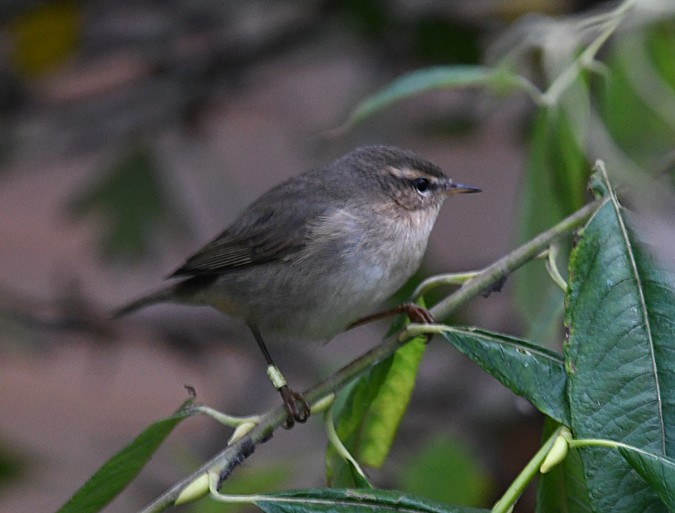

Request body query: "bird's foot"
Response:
[279, 385, 310, 429]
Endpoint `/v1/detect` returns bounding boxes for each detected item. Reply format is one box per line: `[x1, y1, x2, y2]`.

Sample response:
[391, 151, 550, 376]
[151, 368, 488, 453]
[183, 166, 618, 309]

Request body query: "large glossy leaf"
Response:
[619, 446, 675, 510]
[565, 185, 675, 512]
[256, 488, 489, 513]
[439, 327, 569, 424]
[55, 400, 195, 513]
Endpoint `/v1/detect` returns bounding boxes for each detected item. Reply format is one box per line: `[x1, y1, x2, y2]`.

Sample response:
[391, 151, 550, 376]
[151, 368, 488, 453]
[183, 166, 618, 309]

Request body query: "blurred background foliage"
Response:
[0, 1, 674, 512]
[67, 146, 186, 259]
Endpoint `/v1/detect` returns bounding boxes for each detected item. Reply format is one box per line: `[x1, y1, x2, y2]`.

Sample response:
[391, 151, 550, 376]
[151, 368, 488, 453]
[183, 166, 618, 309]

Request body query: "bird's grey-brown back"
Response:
[114, 145, 477, 343]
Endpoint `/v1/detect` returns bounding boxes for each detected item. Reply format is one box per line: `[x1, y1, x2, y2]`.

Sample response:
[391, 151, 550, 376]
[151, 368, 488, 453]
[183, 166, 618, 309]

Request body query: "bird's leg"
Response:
[350, 302, 435, 327]
[247, 323, 310, 428]
[349, 303, 435, 340]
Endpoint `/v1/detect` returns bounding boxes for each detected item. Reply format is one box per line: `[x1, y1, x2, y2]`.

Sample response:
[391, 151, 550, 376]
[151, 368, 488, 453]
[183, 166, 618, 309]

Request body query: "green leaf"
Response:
[619, 446, 675, 510]
[0, 439, 23, 486]
[55, 400, 195, 513]
[326, 337, 426, 486]
[439, 327, 569, 425]
[565, 177, 675, 512]
[399, 434, 492, 507]
[515, 105, 589, 345]
[599, 28, 675, 167]
[343, 65, 524, 128]
[535, 418, 592, 513]
[69, 145, 184, 260]
[646, 23, 675, 92]
[357, 337, 425, 467]
[256, 488, 490, 513]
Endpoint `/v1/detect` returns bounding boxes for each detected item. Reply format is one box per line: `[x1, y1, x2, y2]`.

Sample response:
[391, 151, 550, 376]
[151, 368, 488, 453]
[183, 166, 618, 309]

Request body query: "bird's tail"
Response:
[111, 288, 175, 319]
[111, 275, 217, 319]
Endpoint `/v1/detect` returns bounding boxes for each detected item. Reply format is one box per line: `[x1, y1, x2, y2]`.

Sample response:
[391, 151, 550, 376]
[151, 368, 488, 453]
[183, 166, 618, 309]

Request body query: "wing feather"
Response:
[170, 209, 308, 277]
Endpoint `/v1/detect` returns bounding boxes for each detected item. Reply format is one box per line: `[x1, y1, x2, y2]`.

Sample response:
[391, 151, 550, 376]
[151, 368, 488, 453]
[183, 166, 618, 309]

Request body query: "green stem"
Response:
[546, 243, 568, 292]
[569, 437, 661, 460]
[193, 406, 261, 427]
[137, 199, 601, 513]
[492, 427, 563, 513]
[570, 438, 623, 450]
[540, 0, 636, 106]
[323, 406, 371, 485]
[412, 271, 481, 299]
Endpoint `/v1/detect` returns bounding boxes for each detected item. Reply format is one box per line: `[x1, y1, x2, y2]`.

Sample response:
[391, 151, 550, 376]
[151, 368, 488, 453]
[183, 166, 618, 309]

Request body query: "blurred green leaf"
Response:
[439, 327, 569, 425]
[256, 488, 490, 513]
[399, 434, 491, 507]
[326, 337, 426, 486]
[0, 440, 23, 486]
[343, 66, 527, 128]
[339, 0, 388, 37]
[56, 399, 195, 513]
[619, 446, 675, 511]
[69, 145, 183, 260]
[515, 104, 589, 345]
[647, 23, 675, 91]
[599, 27, 675, 168]
[413, 19, 481, 64]
[565, 174, 675, 512]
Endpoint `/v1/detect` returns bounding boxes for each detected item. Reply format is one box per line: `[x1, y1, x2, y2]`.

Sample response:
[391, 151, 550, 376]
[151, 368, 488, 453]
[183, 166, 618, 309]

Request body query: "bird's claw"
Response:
[399, 303, 435, 325]
[279, 385, 310, 429]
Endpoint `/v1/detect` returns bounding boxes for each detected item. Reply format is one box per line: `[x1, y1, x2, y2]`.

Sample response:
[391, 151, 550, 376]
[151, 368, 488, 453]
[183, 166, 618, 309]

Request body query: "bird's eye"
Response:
[413, 177, 431, 195]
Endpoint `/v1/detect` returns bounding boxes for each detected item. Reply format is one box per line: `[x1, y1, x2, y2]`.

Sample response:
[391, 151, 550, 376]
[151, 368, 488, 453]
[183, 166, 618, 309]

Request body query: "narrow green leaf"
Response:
[326, 337, 426, 486]
[343, 65, 523, 127]
[256, 488, 490, 513]
[565, 178, 675, 512]
[55, 400, 195, 513]
[619, 446, 675, 510]
[439, 327, 569, 424]
[357, 337, 426, 467]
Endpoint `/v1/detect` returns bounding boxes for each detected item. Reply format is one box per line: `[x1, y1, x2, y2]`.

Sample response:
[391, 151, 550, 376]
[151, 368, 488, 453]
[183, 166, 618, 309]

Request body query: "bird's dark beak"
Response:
[446, 182, 481, 195]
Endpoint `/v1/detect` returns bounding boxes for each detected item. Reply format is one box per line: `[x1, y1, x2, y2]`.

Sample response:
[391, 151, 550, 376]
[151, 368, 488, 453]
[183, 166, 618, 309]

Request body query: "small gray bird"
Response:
[114, 145, 479, 424]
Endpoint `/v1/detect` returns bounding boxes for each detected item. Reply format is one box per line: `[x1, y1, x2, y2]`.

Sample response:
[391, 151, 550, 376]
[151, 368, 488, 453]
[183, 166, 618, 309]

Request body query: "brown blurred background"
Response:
[1, 1, 672, 512]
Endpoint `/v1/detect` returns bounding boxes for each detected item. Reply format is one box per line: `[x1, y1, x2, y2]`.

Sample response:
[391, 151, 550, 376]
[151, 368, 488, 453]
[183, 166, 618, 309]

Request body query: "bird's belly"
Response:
[286, 248, 421, 341]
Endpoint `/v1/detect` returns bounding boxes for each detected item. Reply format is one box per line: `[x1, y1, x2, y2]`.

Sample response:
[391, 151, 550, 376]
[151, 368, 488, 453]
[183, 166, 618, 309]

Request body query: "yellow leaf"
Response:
[9, 0, 80, 76]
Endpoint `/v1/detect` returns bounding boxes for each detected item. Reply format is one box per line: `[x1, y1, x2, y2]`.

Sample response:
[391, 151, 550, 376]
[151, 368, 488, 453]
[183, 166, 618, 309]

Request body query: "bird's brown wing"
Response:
[170, 208, 308, 277]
